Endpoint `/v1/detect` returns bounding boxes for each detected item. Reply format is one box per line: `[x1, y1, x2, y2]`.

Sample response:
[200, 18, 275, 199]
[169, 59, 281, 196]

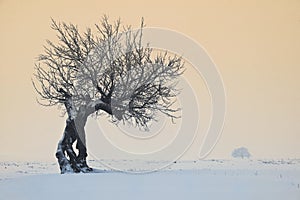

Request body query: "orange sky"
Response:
[0, 0, 299, 161]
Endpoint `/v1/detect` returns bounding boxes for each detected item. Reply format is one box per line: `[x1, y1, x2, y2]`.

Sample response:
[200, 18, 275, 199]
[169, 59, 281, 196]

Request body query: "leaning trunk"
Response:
[55, 98, 111, 174]
[74, 111, 92, 172]
[55, 110, 92, 173]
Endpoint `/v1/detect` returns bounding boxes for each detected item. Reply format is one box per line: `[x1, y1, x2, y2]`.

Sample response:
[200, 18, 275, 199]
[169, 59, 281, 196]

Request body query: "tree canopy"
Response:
[33, 16, 184, 129]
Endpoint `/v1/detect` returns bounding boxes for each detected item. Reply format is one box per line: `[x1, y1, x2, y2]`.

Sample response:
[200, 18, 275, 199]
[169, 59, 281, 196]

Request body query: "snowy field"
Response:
[0, 159, 299, 200]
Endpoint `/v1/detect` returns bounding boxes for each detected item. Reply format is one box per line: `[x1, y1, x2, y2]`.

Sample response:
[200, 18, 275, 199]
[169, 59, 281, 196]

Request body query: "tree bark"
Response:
[55, 97, 93, 173]
[55, 99, 111, 174]
[55, 114, 93, 173]
[74, 111, 93, 172]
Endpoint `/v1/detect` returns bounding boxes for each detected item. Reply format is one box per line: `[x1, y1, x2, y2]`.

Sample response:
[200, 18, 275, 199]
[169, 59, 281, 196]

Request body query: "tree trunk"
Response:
[74, 112, 93, 172]
[55, 112, 92, 174]
[55, 98, 111, 174]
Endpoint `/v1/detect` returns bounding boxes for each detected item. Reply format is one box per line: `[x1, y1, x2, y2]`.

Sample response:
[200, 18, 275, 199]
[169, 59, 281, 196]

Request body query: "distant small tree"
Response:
[33, 16, 184, 173]
[232, 147, 251, 159]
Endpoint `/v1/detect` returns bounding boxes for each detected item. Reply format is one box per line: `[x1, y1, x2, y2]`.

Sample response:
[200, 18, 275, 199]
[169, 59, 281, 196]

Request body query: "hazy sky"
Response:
[0, 0, 299, 161]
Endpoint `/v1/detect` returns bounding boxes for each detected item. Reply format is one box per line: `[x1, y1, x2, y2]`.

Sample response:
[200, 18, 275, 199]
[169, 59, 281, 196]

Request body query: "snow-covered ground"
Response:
[0, 159, 299, 200]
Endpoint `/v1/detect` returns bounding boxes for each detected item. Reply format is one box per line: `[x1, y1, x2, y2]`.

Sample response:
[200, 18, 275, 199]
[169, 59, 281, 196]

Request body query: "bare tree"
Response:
[33, 16, 184, 173]
[232, 147, 251, 159]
